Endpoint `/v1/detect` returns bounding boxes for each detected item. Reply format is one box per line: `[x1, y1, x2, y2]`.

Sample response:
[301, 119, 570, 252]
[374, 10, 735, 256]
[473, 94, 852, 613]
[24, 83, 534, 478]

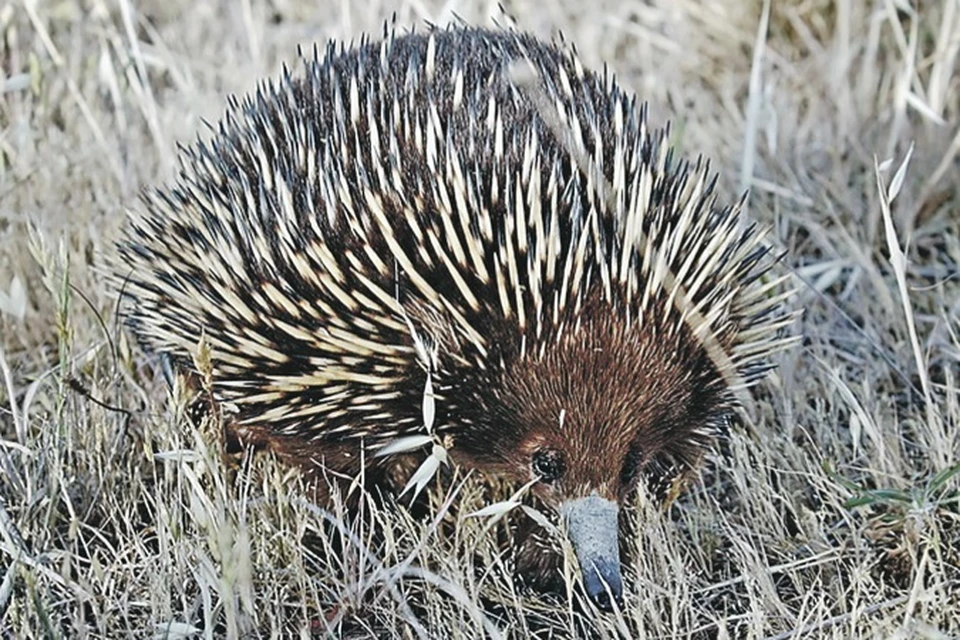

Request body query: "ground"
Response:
[1, 0, 958, 638]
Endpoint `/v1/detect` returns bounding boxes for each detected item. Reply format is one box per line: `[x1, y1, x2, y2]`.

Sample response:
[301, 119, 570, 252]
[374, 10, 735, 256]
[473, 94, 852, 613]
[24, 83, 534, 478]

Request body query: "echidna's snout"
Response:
[560, 495, 623, 611]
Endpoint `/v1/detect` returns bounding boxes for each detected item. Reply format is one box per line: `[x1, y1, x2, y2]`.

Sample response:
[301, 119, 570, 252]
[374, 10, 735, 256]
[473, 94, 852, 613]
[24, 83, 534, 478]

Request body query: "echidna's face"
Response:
[452, 305, 729, 609]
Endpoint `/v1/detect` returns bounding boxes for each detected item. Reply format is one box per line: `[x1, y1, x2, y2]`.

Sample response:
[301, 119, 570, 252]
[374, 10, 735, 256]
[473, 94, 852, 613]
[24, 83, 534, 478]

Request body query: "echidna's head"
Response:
[444, 293, 732, 609]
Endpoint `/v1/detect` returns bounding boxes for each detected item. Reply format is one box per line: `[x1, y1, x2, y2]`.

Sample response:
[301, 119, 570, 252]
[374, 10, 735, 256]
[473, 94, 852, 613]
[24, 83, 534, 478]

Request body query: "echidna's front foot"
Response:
[511, 511, 566, 598]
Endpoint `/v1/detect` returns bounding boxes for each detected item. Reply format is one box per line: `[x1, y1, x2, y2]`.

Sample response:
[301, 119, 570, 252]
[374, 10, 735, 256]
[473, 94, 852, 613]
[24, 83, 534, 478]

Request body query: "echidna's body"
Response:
[117, 25, 792, 609]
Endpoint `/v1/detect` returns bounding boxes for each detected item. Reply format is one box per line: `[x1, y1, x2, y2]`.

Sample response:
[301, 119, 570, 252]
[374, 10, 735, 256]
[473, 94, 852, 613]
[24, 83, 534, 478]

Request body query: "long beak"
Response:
[560, 494, 623, 611]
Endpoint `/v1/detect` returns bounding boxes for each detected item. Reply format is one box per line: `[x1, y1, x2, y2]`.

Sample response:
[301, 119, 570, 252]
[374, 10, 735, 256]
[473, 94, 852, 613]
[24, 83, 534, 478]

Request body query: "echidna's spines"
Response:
[117, 24, 793, 456]
[509, 57, 792, 412]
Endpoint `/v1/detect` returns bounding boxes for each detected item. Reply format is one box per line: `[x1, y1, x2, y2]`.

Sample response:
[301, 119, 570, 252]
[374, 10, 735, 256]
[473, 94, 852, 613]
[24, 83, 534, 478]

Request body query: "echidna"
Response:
[116, 24, 793, 610]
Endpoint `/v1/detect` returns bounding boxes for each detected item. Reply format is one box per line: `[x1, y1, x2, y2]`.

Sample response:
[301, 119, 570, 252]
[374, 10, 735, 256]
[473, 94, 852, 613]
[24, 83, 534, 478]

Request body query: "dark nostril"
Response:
[586, 576, 622, 612]
[592, 589, 613, 611]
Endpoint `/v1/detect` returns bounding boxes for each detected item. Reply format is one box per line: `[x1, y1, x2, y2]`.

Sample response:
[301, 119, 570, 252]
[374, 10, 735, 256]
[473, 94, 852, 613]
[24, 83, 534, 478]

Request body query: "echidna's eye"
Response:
[531, 449, 566, 483]
[620, 446, 643, 487]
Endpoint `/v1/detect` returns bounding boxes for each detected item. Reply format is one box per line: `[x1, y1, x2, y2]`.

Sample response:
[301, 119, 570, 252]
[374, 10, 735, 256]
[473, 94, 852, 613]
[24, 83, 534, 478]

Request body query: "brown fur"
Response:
[446, 294, 728, 508]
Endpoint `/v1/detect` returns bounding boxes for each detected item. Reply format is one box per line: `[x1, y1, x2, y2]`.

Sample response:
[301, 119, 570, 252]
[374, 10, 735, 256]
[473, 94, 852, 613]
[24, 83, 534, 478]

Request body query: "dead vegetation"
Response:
[1, 0, 958, 637]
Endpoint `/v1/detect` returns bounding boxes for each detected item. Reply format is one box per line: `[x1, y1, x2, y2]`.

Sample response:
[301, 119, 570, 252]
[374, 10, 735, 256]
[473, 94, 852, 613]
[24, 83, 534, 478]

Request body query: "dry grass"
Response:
[2, 0, 959, 637]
